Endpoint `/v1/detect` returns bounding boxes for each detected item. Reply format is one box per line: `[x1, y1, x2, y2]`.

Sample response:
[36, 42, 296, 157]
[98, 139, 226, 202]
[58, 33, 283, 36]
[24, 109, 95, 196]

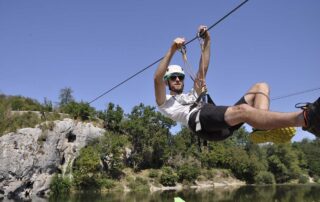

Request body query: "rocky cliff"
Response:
[0, 118, 105, 200]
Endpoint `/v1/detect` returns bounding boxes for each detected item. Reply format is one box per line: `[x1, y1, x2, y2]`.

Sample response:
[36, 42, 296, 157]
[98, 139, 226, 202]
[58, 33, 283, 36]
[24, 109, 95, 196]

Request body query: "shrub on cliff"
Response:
[160, 166, 178, 186]
[73, 146, 102, 190]
[177, 164, 200, 182]
[254, 171, 275, 185]
[50, 174, 72, 195]
[127, 176, 149, 192]
[60, 101, 96, 121]
[298, 174, 309, 184]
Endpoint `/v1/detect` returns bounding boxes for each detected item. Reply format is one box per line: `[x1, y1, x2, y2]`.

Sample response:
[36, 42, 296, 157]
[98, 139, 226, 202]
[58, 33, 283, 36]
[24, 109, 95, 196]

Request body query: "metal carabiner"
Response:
[179, 45, 187, 55]
[197, 26, 208, 39]
[197, 27, 207, 48]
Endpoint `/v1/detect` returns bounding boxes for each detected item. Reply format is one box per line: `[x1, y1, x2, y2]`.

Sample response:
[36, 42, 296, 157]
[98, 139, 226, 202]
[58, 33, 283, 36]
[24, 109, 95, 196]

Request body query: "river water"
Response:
[49, 184, 320, 202]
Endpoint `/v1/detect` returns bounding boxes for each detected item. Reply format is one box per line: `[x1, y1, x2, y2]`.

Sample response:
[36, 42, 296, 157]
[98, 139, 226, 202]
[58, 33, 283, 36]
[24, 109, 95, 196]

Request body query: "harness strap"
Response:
[189, 91, 215, 112]
[195, 110, 201, 132]
[191, 92, 216, 133]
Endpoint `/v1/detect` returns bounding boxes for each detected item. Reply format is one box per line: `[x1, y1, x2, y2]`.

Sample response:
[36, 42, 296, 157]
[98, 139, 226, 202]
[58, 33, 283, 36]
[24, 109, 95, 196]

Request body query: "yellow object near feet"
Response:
[174, 197, 186, 202]
[249, 127, 296, 144]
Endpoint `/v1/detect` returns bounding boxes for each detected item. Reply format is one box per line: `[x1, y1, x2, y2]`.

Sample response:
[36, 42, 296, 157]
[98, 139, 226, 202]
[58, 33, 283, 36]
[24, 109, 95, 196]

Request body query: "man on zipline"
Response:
[154, 25, 320, 143]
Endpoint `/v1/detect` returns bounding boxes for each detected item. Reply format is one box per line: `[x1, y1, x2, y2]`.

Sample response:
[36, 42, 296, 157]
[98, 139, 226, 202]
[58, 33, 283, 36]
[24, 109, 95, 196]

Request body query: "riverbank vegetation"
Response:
[1, 90, 320, 196]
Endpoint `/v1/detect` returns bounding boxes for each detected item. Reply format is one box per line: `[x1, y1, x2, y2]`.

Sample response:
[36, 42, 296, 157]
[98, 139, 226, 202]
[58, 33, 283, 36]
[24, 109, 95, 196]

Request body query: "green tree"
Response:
[199, 135, 268, 183]
[295, 138, 320, 177]
[160, 166, 178, 186]
[177, 163, 200, 182]
[50, 174, 72, 195]
[98, 103, 124, 132]
[227, 147, 264, 183]
[200, 137, 242, 169]
[229, 127, 250, 147]
[43, 97, 53, 112]
[7, 95, 42, 111]
[59, 87, 74, 106]
[254, 171, 275, 185]
[97, 131, 128, 179]
[60, 101, 95, 121]
[0, 97, 11, 135]
[123, 103, 175, 170]
[172, 127, 199, 157]
[73, 146, 102, 189]
[267, 144, 302, 183]
[0, 94, 54, 135]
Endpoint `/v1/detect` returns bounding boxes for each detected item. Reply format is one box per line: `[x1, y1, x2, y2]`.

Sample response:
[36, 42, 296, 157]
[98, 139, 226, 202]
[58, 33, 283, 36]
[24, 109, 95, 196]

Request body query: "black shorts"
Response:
[188, 96, 247, 141]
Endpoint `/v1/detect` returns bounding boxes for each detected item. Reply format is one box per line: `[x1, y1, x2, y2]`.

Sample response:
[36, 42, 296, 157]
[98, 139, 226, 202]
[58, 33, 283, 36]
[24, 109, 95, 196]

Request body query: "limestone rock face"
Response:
[0, 118, 105, 200]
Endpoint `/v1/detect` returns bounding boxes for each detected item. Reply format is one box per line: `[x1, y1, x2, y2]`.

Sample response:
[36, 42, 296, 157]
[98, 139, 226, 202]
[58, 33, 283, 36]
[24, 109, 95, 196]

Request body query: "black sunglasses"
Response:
[169, 75, 185, 81]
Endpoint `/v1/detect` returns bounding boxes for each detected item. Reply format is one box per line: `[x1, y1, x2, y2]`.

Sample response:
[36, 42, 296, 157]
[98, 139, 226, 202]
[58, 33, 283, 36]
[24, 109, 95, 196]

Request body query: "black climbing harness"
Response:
[189, 91, 215, 112]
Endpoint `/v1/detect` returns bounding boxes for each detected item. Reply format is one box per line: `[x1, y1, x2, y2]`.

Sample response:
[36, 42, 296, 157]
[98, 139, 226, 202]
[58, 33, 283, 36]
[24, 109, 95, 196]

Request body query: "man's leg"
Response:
[224, 104, 305, 130]
[243, 82, 270, 111]
[225, 83, 300, 144]
[228, 82, 301, 129]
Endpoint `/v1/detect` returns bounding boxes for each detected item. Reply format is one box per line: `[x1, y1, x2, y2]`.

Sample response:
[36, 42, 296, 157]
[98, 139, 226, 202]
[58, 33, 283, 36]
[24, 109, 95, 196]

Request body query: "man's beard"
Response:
[169, 83, 184, 94]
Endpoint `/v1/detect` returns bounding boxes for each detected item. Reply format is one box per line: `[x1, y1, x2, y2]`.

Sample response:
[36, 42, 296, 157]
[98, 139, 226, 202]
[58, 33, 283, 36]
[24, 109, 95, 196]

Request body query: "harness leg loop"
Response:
[195, 110, 201, 132]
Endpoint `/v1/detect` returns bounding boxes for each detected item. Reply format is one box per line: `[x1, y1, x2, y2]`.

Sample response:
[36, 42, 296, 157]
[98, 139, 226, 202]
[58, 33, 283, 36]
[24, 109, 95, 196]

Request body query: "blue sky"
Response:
[0, 0, 319, 141]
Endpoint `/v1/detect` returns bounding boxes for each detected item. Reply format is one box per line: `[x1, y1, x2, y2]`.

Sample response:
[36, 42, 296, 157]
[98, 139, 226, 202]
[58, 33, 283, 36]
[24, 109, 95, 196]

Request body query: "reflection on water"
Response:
[49, 185, 320, 202]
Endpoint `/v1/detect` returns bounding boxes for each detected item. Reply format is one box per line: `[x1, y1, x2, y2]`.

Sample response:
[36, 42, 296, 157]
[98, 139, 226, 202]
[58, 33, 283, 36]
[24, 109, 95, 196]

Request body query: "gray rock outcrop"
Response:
[0, 118, 105, 200]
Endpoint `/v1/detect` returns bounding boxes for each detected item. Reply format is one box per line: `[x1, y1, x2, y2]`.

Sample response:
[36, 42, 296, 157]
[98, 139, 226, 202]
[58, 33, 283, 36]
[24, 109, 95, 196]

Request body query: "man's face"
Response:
[168, 74, 185, 94]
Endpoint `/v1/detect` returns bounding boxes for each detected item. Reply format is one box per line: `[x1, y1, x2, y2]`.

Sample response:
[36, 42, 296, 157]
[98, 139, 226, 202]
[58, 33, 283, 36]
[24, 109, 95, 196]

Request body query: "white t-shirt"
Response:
[157, 89, 198, 126]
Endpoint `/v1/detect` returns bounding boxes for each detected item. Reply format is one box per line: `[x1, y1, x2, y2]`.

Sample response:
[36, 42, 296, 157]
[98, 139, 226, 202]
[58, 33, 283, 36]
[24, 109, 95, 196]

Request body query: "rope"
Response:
[198, 35, 208, 93]
[271, 87, 320, 101]
[185, 0, 249, 46]
[89, 0, 250, 104]
[89, 58, 163, 104]
[180, 46, 197, 82]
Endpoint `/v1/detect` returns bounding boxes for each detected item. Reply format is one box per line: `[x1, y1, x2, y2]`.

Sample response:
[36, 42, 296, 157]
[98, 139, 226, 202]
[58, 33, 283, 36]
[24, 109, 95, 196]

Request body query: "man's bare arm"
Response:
[154, 38, 185, 106]
[194, 26, 211, 95]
